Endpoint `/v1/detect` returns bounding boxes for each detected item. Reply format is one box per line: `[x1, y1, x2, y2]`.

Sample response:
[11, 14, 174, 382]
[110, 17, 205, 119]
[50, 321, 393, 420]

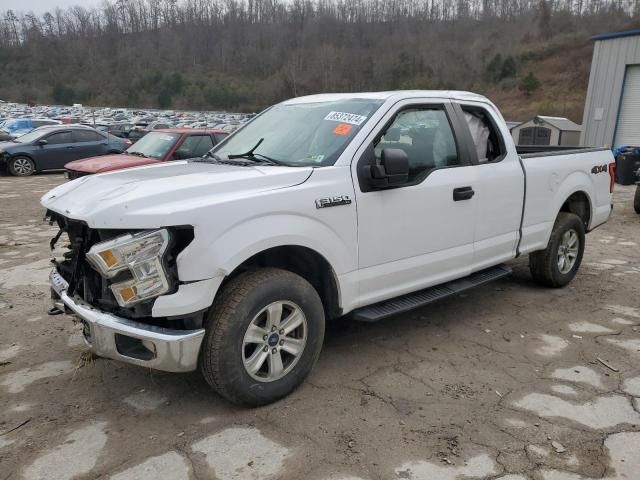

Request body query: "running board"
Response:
[351, 265, 512, 322]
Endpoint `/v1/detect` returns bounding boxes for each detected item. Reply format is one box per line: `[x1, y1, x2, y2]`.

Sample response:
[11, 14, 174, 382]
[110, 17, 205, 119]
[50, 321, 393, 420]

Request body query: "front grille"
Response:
[47, 211, 195, 324]
[47, 212, 140, 317]
[50, 215, 116, 311]
[65, 169, 90, 180]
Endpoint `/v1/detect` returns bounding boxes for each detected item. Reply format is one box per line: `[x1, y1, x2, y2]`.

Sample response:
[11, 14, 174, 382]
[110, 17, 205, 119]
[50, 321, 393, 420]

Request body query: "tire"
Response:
[199, 268, 325, 406]
[8, 156, 35, 176]
[529, 212, 585, 288]
[634, 185, 640, 214]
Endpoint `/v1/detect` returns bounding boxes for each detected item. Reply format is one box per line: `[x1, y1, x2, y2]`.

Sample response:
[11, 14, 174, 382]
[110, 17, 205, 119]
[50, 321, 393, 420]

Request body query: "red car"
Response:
[64, 128, 228, 179]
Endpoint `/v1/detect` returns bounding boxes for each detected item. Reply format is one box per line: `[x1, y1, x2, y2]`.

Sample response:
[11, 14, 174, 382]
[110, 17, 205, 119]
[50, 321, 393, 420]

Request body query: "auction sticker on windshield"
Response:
[333, 123, 353, 136]
[324, 111, 367, 125]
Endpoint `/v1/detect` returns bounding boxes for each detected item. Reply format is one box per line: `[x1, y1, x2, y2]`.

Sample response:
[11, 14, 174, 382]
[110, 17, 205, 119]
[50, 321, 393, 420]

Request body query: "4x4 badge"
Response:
[315, 195, 352, 209]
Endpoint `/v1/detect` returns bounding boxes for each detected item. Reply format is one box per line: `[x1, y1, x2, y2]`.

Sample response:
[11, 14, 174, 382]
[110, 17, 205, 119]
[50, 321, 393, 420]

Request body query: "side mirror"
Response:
[370, 148, 409, 188]
[36, 139, 47, 146]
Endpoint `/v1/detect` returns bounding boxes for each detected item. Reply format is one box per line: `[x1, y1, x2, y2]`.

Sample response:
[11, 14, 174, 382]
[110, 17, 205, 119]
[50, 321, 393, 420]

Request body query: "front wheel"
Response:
[529, 212, 585, 288]
[8, 156, 35, 176]
[199, 268, 325, 406]
[634, 185, 640, 214]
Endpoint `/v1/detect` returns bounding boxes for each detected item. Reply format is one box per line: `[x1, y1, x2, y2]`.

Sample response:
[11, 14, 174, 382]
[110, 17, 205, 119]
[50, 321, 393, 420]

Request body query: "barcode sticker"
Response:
[324, 111, 367, 125]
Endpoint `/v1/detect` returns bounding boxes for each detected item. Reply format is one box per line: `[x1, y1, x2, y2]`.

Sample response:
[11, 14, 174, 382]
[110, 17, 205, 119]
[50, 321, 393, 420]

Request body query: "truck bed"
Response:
[517, 147, 614, 256]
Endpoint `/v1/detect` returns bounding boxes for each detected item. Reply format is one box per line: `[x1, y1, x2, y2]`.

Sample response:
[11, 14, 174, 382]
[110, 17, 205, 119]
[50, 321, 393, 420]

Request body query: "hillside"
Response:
[486, 34, 603, 123]
[0, 1, 637, 121]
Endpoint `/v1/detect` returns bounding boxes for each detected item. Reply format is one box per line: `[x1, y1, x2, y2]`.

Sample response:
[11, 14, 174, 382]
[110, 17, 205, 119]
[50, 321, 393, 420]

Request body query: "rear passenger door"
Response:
[72, 130, 109, 160]
[171, 134, 215, 160]
[454, 102, 525, 270]
[37, 131, 76, 169]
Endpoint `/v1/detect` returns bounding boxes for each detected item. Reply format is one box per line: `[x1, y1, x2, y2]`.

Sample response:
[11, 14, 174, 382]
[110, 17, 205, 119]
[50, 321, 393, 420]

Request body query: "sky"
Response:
[0, 0, 103, 13]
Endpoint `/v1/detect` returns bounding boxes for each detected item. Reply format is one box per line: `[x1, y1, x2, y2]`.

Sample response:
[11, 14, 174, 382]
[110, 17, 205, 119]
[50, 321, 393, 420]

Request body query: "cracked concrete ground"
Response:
[1, 174, 639, 480]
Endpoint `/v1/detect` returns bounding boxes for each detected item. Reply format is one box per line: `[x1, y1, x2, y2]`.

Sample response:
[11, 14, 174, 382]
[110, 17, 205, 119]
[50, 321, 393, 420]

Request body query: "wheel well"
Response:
[225, 246, 341, 319]
[560, 191, 590, 229]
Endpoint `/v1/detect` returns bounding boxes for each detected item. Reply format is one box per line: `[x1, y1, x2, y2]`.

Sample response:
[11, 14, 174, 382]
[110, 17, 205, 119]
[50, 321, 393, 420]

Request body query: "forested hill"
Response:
[0, 0, 637, 121]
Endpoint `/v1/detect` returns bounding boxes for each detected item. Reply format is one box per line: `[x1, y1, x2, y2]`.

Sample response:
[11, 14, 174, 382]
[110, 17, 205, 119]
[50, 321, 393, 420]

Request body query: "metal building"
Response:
[581, 29, 640, 148]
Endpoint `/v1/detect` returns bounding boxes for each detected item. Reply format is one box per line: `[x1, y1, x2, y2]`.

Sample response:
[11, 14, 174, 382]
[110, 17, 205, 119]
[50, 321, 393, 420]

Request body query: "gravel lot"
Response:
[1, 173, 639, 480]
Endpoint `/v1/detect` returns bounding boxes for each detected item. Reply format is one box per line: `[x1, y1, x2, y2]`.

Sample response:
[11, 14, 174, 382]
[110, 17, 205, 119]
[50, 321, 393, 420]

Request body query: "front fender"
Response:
[176, 213, 355, 282]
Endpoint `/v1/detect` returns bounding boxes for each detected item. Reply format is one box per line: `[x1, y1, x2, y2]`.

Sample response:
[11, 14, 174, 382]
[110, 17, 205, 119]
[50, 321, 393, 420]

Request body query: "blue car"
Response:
[0, 118, 61, 141]
[0, 124, 130, 176]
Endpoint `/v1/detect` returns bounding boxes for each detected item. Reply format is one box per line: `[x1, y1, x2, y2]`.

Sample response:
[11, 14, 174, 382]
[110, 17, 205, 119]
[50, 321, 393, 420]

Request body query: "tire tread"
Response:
[200, 268, 322, 406]
[529, 212, 584, 288]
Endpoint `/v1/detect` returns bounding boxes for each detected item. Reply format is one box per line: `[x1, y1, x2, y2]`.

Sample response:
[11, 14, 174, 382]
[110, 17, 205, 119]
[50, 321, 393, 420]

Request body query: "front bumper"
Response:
[50, 269, 205, 372]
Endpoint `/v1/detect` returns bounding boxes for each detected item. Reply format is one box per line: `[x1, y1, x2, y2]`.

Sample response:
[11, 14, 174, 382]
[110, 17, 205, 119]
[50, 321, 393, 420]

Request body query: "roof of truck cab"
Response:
[155, 128, 228, 134]
[283, 91, 490, 104]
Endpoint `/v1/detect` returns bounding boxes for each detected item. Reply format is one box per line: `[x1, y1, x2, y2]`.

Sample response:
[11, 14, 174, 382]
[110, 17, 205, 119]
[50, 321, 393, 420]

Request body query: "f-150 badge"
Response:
[315, 195, 352, 209]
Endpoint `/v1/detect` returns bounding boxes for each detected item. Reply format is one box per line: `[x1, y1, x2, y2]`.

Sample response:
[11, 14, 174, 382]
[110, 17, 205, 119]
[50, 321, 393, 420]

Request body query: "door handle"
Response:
[453, 186, 474, 201]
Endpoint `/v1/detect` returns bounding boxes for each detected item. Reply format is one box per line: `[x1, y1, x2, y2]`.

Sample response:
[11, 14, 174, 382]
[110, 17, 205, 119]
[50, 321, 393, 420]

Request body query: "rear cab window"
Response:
[458, 104, 506, 163]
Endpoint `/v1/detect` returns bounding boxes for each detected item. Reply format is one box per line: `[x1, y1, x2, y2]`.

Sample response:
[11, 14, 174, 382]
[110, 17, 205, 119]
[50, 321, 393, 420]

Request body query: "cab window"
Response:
[460, 106, 506, 163]
[375, 107, 459, 181]
[174, 135, 215, 159]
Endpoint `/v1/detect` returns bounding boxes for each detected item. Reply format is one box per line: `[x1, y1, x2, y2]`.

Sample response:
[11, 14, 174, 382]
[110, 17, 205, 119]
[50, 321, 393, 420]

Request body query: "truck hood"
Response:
[65, 154, 161, 174]
[41, 160, 313, 228]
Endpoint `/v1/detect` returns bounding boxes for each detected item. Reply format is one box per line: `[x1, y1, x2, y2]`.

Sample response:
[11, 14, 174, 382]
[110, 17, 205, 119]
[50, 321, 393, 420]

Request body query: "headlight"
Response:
[86, 229, 171, 307]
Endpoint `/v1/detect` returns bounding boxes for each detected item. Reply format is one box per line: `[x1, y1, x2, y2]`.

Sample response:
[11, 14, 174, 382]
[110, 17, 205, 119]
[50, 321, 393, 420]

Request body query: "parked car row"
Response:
[0, 101, 252, 142]
[0, 125, 131, 176]
[65, 128, 228, 178]
[0, 100, 248, 176]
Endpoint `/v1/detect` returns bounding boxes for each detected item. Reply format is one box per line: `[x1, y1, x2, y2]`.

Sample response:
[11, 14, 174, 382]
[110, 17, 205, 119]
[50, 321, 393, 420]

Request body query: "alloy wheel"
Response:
[557, 228, 579, 274]
[242, 301, 308, 382]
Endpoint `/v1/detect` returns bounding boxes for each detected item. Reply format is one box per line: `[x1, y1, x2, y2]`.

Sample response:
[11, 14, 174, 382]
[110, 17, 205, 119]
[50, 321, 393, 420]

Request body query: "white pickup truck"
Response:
[43, 91, 615, 406]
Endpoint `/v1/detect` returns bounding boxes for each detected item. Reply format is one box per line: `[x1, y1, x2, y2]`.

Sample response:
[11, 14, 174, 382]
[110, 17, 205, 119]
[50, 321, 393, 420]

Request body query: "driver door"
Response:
[353, 101, 478, 307]
[37, 131, 77, 169]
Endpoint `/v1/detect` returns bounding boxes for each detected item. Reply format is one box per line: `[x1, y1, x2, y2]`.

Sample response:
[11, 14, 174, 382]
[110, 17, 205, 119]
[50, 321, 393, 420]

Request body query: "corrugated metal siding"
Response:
[614, 66, 640, 146]
[581, 35, 640, 147]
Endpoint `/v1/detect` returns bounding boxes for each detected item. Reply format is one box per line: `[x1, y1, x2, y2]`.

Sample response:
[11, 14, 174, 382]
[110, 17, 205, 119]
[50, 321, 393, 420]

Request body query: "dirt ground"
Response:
[1, 173, 639, 480]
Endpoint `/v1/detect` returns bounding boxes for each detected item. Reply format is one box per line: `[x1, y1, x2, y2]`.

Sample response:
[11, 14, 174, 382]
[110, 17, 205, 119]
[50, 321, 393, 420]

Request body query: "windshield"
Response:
[14, 129, 45, 143]
[126, 132, 180, 159]
[212, 99, 384, 166]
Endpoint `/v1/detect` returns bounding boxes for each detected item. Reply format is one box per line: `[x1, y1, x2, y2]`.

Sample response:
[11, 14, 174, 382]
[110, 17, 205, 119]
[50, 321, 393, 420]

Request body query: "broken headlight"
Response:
[86, 229, 171, 307]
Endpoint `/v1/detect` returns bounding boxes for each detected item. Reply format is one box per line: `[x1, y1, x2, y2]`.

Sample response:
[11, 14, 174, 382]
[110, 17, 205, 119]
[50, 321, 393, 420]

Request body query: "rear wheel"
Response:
[634, 185, 640, 214]
[529, 212, 585, 288]
[199, 268, 325, 406]
[8, 156, 35, 176]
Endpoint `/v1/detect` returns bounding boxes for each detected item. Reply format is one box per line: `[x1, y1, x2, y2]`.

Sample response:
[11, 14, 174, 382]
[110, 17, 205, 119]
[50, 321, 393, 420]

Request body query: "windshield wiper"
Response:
[228, 138, 264, 159]
[195, 151, 224, 163]
[129, 151, 147, 157]
[226, 138, 287, 166]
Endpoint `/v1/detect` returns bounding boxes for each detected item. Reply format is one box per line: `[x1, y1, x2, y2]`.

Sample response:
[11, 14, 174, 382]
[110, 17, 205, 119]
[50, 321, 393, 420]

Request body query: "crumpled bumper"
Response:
[50, 270, 205, 372]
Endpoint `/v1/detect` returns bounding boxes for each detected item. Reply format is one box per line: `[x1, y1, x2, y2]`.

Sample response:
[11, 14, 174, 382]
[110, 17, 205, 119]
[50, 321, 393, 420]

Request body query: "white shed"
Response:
[511, 115, 582, 146]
